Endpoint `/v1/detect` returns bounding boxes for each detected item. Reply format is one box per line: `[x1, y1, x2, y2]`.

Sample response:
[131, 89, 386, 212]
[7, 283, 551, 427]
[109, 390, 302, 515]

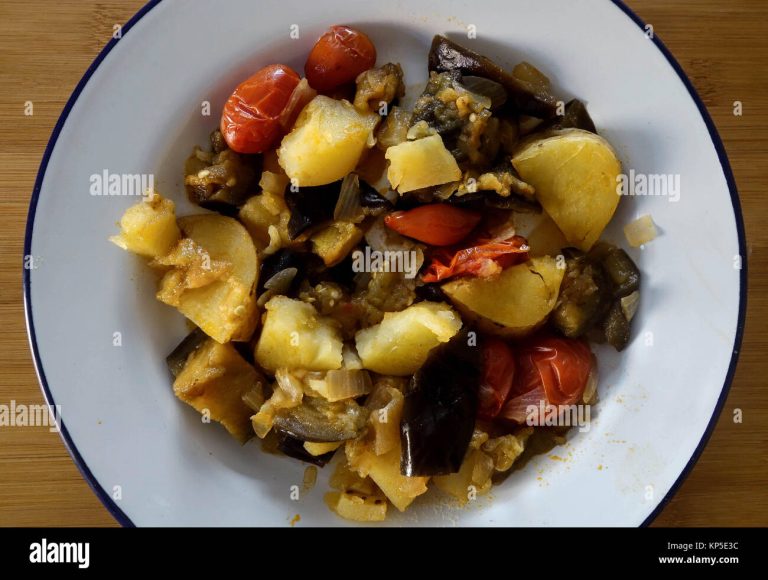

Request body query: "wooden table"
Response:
[0, 0, 765, 527]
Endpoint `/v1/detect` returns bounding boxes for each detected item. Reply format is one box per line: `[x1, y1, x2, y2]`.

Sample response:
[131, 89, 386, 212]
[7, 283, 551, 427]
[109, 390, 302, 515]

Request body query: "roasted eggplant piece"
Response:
[548, 99, 597, 133]
[602, 300, 631, 351]
[553, 243, 640, 349]
[460, 75, 507, 110]
[551, 252, 610, 338]
[400, 328, 481, 476]
[285, 181, 341, 240]
[258, 249, 313, 295]
[484, 192, 541, 213]
[410, 70, 468, 135]
[428, 35, 558, 118]
[353, 63, 405, 114]
[275, 429, 336, 467]
[272, 397, 368, 443]
[445, 192, 486, 210]
[414, 282, 449, 303]
[359, 179, 394, 214]
[184, 130, 261, 215]
[166, 327, 208, 378]
[590, 243, 641, 298]
[409, 70, 500, 166]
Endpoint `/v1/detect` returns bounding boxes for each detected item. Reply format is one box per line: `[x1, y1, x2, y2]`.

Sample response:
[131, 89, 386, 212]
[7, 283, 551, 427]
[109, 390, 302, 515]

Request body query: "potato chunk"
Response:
[512, 129, 622, 251]
[433, 449, 494, 504]
[443, 257, 565, 337]
[324, 491, 387, 522]
[278, 96, 379, 186]
[255, 296, 344, 372]
[385, 134, 461, 193]
[109, 193, 180, 259]
[311, 222, 364, 266]
[354, 301, 462, 376]
[157, 214, 258, 343]
[346, 439, 429, 512]
[173, 338, 264, 443]
[238, 191, 293, 254]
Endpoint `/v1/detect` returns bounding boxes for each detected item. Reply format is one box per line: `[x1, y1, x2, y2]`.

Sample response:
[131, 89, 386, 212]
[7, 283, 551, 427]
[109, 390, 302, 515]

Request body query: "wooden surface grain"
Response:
[0, 0, 766, 527]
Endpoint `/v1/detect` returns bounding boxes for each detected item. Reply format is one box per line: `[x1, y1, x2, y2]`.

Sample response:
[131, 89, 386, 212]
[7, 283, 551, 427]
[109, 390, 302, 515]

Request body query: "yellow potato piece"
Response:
[109, 194, 180, 259]
[512, 129, 622, 251]
[354, 301, 462, 376]
[278, 96, 379, 187]
[177, 215, 258, 286]
[255, 296, 343, 372]
[156, 215, 259, 343]
[443, 257, 565, 337]
[385, 134, 462, 193]
[173, 338, 263, 443]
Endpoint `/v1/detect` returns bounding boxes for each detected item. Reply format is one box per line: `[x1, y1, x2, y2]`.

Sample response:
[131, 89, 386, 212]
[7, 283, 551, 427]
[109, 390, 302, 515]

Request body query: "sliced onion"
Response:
[242, 386, 265, 412]
[624, 215, 657, 248]
[582, 367, 599, 405]
[460, 76, 507, 109]
[273, 368, 305, 407]
[621, 290, 640, 322]
[264, 267, 298, 293]
[334, 173, 365, 223]
[308, 369, 373, 402]
[499, 384, 546, 424]
[279, 78, 317, 131]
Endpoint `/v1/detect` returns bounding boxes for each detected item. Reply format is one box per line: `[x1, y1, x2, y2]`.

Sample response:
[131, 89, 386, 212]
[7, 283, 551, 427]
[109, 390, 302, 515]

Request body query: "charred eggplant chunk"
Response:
[359, 179, 394, 214]
[551, 252, 610, 338]
[602, 300, 631, 351]
[285, 181, 342, 240]
[460, 75, 508, 110]
[166, 327, 208, 378]
[549, 99, 597, 133]
[354, 63, 405, 113]
[428, 35, 558, 118]
[272, 397, 368, 443]
[552, 244, 641, 350]
[411, 70, 469, 135]
[275, 429, 337, 467]
[590, 243, 641, 298]
[258, 249, 315, 296]
[184, 130, 261, 215]
[400, 329, 481, 476]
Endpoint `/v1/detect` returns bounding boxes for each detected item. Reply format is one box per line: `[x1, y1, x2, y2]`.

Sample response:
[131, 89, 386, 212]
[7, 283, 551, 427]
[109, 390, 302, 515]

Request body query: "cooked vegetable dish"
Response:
[110, 26, 641, 522]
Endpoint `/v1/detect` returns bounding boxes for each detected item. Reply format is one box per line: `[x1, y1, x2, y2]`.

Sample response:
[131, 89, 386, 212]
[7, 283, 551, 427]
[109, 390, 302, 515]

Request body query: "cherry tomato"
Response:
[478, 338, 516, 419]
[422, 235, 529, 283]
[500, 336, 594, 423]
[305, 25, 376, 92]
[220, 64, 301, 154]
[384, 204, 481, 246]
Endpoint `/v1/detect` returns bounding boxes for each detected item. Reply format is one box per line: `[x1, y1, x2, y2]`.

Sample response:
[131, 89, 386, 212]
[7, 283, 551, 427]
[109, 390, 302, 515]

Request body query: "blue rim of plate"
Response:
[22, 0, 747, 528]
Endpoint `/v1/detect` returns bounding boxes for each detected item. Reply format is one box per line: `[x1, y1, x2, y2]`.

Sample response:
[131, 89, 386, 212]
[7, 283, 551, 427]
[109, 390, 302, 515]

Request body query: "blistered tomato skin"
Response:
[304, 25, 377, 93]
[220, 64, 301, 154]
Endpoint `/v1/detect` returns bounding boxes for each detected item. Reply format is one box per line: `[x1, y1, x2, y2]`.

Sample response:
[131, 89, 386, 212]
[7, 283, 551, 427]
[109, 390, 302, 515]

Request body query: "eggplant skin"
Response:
[258, 249, 308, 295]
[166, 327, 208, 378]
[275, 429, 335, 467]
[555, 99, 597, 134]
[428, 35, 558, 119]
[359, 180, 394, 213]
[400, 328, 481, 477]
[285, 181, 341, 240]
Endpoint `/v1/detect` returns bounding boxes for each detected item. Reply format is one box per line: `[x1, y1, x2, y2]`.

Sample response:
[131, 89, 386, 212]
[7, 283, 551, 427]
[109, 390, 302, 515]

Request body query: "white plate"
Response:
[24, 0, 745, 526]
